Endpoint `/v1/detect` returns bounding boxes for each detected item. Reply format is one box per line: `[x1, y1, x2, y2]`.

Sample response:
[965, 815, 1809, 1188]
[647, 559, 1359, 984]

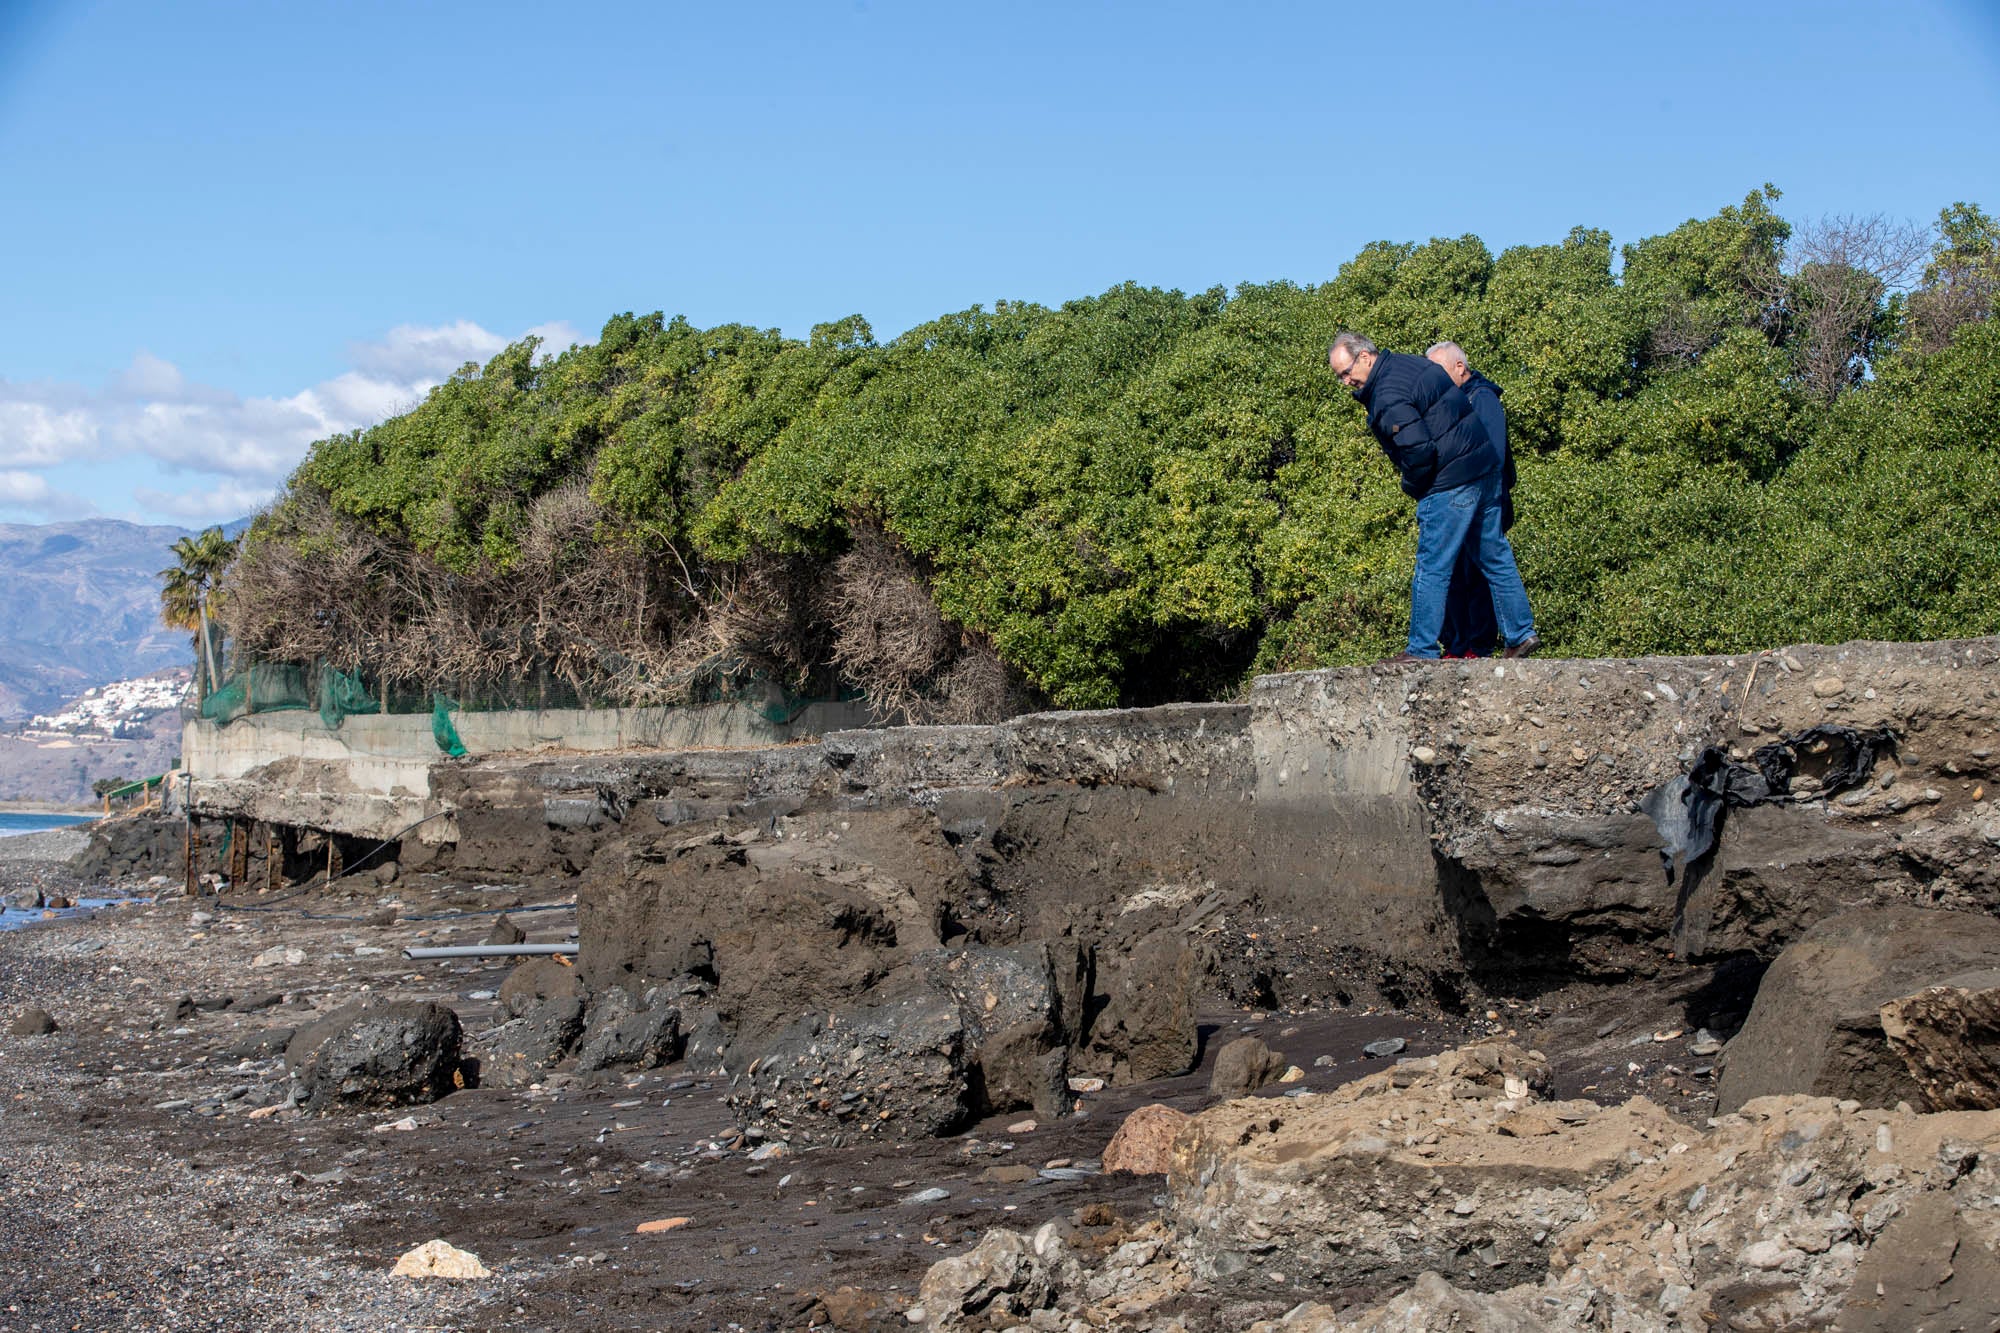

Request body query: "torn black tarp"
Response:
[1641, 724, 1899, 887]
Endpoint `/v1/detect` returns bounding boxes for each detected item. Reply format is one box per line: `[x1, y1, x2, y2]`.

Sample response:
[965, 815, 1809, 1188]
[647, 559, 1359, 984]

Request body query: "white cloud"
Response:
[0, 318, 589, 527]
[344, 319, 585, 381]
[0, 470, 51, 504]
[133, 478, 279, 522]
[344, 320, 511, 381]
[0, 384, 100, 467]
[0, 468, 94, 518]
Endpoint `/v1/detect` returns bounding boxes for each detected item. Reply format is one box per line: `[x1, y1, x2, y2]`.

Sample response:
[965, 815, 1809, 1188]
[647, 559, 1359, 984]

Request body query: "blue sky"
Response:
[1, 0, 1995, 528]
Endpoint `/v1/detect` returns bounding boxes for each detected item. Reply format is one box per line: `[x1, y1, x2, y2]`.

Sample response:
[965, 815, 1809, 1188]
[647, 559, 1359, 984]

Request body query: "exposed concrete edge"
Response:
[182, 634, 2000, 842]
[188, 777, 448, 845]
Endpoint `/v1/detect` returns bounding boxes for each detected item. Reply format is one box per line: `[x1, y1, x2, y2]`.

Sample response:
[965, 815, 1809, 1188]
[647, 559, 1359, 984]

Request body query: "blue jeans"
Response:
[1441, 543, 1498, 657]
[1407, 471, 1533, 657]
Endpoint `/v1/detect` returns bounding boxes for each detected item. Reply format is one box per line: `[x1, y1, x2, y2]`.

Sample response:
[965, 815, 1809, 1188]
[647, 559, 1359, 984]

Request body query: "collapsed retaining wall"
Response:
[182, 636, 2000, 1110]
[181, 691, 876, 841]
[420, 638, 1992, 980]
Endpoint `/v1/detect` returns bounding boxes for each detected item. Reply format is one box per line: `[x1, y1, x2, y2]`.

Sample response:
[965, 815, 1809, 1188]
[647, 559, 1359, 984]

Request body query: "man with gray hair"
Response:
[1425, 340, 1516, 657]
[1327, 332, 1538, 661]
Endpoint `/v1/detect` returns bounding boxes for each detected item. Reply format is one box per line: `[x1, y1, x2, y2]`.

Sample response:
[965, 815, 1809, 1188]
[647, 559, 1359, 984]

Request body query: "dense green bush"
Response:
[249, 190, 2000, 713]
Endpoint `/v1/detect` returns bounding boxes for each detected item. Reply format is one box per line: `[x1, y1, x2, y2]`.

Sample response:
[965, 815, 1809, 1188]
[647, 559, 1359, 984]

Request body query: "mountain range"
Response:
[0, 519, 215, 722]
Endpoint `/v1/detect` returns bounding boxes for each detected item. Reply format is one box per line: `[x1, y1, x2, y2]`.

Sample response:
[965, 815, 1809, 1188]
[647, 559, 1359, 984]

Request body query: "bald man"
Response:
[1425, 341, 1518, 658]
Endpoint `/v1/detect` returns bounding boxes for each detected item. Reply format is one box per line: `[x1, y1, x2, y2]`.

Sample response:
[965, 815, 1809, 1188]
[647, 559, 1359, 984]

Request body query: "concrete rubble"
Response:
[912, 1040, 2000, 1332]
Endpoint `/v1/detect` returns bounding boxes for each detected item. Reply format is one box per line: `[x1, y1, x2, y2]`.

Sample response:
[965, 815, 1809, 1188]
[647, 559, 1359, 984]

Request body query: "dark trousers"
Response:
[1440, 538, 1499, 657]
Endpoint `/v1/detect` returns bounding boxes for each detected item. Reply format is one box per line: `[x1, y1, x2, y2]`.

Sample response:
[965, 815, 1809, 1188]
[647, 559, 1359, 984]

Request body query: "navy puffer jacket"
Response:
[1462, 369, 1514, 529]
[1351, 352, 1497, 499]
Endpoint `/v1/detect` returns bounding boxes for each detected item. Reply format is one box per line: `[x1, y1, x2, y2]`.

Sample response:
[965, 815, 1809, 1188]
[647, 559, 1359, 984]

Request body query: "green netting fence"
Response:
[190, 654, 858, 754]
[431, 695, 468, 757]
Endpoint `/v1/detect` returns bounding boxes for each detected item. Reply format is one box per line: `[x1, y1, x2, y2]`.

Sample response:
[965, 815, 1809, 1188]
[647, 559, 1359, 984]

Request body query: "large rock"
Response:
[1167, 1043, 1658, 1295]
[732, 942, 1088, 1143]
[575, 989, 683, 1073]
[295, 1000, 462, 1113]
[1719, 907, 2000, 1113]
[1879, 973, 2000, 1111]
[915, 1224, 1081, 1330]
[924, 941, 1087, 1119]
[498, 956, 579, 1017]
[1078, 928, 1201, 1083]
[476, 996, 584, 1087]
[1102, 1105, 1189, 1175]
[1209, 1035, 1286, 1098]
[736, 964, 970, 1142]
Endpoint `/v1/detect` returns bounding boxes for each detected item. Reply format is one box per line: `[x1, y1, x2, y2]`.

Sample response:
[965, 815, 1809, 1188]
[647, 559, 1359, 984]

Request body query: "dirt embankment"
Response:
[5, 634, 1996, 1329]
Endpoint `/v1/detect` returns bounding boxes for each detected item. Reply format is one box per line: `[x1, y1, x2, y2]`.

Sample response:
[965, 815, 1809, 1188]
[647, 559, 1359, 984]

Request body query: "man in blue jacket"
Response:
[1426, 340, 1515, 657]
[1326, 331, 1538, 662]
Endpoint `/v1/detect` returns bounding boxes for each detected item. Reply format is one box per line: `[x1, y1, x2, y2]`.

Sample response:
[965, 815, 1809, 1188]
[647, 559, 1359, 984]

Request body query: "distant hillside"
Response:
[0, 519, 225, 721]
[0, 701, 181, 806]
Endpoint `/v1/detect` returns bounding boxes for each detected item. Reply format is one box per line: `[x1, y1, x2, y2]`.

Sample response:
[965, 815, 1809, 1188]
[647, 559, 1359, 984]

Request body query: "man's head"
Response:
[1425, 340, 1470, 387]
[1327, 332, 1379, 389]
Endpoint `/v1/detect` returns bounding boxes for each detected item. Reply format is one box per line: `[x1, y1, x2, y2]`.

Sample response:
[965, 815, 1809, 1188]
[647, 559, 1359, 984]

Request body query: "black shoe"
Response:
[1502, 634, 1542, 660]
[1379, 652, 1435, 665]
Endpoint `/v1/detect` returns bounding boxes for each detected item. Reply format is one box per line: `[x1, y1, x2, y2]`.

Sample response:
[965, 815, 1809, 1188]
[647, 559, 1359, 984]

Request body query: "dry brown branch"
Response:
[1746, 214, 1930, 400]
[222, 484, 717, 709]
[825, 525, 1030, 724]
[220, 487, 1029, 723]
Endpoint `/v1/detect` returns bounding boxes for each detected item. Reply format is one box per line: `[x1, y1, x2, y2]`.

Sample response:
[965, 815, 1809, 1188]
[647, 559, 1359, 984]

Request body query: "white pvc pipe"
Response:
[402, 942, 579, 960]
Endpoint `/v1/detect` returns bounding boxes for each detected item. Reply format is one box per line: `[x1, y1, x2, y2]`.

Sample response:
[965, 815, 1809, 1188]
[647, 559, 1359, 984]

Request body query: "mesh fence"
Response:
[199, 662, 312, 723]
[319, 666, 380, 729]
[190, 654, 858, 752]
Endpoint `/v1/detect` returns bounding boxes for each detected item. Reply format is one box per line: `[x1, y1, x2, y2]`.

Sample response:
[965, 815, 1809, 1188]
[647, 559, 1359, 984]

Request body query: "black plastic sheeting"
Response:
[1641, 724, 1899, 887]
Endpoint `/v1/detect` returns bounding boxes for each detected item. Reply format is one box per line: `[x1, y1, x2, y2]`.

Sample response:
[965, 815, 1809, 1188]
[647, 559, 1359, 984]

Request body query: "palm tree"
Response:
[159, 527, 238, 696]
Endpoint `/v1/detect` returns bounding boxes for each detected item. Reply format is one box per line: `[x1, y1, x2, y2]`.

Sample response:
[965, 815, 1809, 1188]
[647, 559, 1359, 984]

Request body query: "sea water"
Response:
[0, 811, 134, 929]
[0, 812, 100, 837]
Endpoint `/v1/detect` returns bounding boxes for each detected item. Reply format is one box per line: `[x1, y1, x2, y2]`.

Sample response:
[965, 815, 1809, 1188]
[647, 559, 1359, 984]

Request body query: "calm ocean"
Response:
[0, 811, 131, 930]
[0, 812, 100, 838]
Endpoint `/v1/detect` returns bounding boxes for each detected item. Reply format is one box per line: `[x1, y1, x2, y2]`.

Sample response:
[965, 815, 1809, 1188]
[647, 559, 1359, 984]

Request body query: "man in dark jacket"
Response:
[1327, 331, 1538, 661]
[1426, 340, 1515, 657]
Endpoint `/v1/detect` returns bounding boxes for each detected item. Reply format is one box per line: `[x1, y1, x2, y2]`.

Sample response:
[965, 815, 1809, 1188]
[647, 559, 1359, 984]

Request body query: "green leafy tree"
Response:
[1908, 202, 2000, 352]
[235, 189, 2000, 716]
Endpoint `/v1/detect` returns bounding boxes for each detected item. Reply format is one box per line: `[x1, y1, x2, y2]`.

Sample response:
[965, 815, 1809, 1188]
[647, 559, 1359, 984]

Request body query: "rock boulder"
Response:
[1209, 1035, 1286, 1098]
[295, 1000, 462, 1113]
[734, 965, 971, 1142]
[1077, 928, 1201, 1083]
[7, 1007, 57, 1036]
[477, 996, 585, 1087]
[1718, 906, 2000, 1113]
[732, 942, 1091, 1144]
[1167, 1043, 1645, 1295]
[575, 989, 683, 1072]
[1102, 1104, 1189, 1175]
[498, 956, 578, 1017]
